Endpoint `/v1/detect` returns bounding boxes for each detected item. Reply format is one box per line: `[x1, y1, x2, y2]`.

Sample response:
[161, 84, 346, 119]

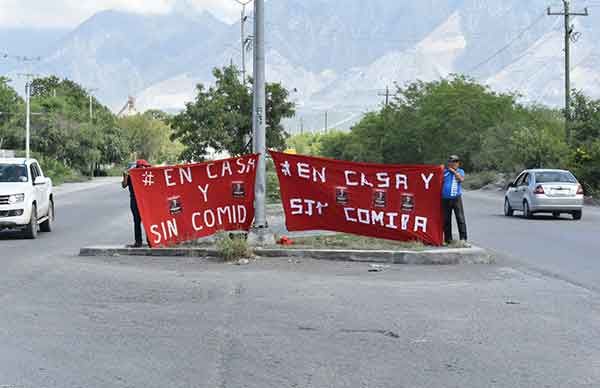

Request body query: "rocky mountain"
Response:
[4, 0, 600, 131]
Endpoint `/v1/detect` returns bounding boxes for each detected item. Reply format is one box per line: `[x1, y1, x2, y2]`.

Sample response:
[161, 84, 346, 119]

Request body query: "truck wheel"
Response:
[25, 204, 38, 239]
[572, 210, 582, 220]
[40, 200, 54, 232]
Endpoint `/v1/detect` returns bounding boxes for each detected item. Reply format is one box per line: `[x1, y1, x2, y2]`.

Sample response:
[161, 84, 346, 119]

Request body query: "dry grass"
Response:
[215, 232, 253, 261]
[289, 234, 427, 251]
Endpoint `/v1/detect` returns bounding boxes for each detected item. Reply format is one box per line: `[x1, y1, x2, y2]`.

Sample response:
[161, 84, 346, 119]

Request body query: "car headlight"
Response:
[8, 193, 25, 204]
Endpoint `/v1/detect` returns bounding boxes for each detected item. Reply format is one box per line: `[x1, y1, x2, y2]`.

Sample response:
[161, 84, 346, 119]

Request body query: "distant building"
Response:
[117, 96, 139, 117]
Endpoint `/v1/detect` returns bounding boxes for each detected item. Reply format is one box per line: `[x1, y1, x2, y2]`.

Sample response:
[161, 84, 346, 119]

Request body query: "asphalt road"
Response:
[0, 181, 598, 387]
[464, 190, 600, 292]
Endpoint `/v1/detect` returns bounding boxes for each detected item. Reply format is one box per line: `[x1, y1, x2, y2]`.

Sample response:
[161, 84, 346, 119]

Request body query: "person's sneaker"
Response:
[460, 240, 471, 248]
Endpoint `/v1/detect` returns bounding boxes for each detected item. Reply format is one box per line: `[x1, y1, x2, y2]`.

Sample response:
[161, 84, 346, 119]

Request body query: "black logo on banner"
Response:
[373, 189, 387, 208]
[232, 181, 246, 199]
[168, 196, 183, 215]
[401, 193, 415, 212]
[335, 186, 349, 205]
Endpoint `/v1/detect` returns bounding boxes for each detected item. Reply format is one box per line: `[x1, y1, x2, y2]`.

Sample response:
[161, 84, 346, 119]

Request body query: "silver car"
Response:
[504, 169, 584, 220]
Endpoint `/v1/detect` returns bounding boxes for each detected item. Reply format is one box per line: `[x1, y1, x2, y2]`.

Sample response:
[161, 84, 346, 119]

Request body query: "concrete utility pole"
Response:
[235, 0, 252, 85]
[378, 86, 391, 106]
[87, 88, 98, 121]
[17, 73, 37, 160]
[548, 1, 589, 136]
[14, 56, 41, 159]
[25, 81, 31, 159]
[248, 0, 273, 245]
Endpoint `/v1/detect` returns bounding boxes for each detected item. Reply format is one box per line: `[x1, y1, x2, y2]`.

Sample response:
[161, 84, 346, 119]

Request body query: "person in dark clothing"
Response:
[122, 159, 151, 247]
[442, 155, 468, 245]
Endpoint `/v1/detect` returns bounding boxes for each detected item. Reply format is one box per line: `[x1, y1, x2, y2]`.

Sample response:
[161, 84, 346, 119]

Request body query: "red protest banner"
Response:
[129, 155, 258, 247]
[270, 151, 444, 246]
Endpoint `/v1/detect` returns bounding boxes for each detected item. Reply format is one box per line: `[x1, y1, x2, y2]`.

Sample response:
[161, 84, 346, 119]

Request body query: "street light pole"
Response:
[87, 88, 98, 121]
[248, 0, 274, 245]
[25, 81, 31, 159]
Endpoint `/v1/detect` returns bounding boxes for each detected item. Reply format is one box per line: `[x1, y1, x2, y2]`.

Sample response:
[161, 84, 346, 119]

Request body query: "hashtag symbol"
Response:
[142, 172, 155, 187]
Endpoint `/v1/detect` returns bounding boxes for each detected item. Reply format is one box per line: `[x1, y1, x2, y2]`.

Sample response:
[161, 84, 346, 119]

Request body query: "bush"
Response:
[216, 232, 253, 261]
[29, 153, 87, 186]
[463, 171, 504, 191]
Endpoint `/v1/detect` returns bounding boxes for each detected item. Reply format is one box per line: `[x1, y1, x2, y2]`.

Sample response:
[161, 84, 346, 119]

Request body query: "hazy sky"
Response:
[0, 0, 240, 28]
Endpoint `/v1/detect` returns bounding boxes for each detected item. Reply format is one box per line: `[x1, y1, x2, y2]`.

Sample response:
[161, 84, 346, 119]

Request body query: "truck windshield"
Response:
[0, 164, 28, 183]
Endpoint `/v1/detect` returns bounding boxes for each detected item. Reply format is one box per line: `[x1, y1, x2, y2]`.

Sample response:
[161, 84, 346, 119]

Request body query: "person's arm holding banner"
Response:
[122, 170, 129, 189]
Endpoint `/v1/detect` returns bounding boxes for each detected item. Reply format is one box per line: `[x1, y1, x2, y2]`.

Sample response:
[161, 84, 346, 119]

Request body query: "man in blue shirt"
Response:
[442, 155, 467, 245]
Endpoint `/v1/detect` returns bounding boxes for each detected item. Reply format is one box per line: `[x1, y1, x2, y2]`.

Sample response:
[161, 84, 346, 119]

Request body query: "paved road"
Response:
[0, 181, 599, 387]
[464, 190, 600, 292]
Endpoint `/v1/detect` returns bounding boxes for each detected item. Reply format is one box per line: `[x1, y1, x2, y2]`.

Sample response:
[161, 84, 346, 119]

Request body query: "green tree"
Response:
[0, 77, 24, 149]
[319, 76, 522, 168]
[568, 91, 600, 191]
[119, 112, 182, 164]
[170, 65, 295, 161]
[510, 123, 568, 170]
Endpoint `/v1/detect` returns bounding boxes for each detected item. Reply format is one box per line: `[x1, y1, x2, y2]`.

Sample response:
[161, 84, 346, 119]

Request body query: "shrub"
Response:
[216, 232, 253, 261]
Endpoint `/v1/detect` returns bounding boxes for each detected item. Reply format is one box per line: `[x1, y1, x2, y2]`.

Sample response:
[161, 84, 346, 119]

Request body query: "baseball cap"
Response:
[136, 159, 151, 168]
[448, 155, 461, 162]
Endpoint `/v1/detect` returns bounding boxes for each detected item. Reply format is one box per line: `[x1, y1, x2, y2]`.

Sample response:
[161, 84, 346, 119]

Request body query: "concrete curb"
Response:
[79, 245, 493, 265]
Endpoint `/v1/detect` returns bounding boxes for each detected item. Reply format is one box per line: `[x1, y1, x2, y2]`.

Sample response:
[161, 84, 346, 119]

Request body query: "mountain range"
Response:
[2, 0, 599, 132]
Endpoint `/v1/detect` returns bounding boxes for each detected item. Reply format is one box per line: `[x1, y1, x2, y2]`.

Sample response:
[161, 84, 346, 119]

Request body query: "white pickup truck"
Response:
[0, 158, 54, 238]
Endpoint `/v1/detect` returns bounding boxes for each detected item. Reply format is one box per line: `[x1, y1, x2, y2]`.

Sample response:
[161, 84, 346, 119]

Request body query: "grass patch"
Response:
[288, 234, 427, 251]
[215, 232, 253, 261]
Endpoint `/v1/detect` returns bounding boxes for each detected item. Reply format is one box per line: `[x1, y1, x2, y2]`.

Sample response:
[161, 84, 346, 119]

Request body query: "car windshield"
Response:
[535, 171, 577, 184]
[0, 164, 28, 183]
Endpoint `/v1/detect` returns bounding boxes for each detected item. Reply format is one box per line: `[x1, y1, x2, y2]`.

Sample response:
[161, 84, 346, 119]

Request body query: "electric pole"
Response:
[25, 81, 31, 159]
[14, 56, 41, 159]
[87, 88, 98, 121]
[378, 86, 391, 106]
[248, 0, 273, 244]
[548, 1, 589, 138]
[17, 73, 38, 160]
[235, 0, 252, 86]
[324, 111, 328, 133]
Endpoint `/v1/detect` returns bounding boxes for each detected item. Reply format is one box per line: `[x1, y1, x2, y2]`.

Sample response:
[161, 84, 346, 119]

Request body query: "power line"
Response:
[468, 13, 549, 75]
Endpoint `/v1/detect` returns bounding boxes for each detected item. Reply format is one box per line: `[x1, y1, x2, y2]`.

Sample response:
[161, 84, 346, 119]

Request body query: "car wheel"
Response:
[24, 204, 38, 239]
[572, 210, 582, 220]
[40, 200, 54, 232]
[552, 212, 561, 219]
[504, 198, 514, 217]
[523, 201, 532, 219]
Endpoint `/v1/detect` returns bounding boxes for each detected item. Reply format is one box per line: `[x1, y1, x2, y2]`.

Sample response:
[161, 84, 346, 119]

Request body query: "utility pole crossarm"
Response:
[547, 7, 589, 16]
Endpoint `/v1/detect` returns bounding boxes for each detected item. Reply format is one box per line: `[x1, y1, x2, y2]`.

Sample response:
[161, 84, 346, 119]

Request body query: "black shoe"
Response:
[127, 242, 143, 248]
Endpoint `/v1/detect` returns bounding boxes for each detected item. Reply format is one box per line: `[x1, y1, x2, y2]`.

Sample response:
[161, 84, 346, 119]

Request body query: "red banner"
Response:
[270, 151, 444, 246]
[130, 155, 258, 247]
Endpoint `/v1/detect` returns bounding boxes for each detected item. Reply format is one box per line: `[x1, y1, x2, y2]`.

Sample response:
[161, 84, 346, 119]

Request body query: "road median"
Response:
[79, 244, 493, 265]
